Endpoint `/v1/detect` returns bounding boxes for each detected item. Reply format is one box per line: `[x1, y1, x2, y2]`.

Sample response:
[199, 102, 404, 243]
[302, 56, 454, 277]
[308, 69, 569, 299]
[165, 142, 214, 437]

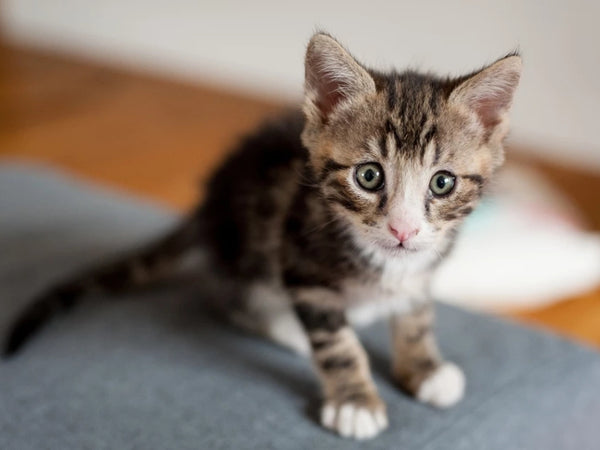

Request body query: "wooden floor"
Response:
[1, 42, 599, 348]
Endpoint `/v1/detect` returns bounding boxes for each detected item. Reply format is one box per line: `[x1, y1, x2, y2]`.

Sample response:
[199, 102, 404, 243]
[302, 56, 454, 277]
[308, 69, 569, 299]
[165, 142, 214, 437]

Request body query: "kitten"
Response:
[3, 32, 521, 440]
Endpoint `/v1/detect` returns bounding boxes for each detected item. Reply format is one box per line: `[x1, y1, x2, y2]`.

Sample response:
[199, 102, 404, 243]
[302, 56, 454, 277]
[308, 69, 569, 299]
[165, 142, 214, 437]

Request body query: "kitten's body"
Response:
[200, 110, 437, 351]
[4, 33, 521, 440]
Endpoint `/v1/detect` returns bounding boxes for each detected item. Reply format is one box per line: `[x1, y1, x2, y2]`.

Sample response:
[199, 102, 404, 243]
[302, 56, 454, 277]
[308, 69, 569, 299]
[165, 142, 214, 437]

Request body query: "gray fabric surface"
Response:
[1, 160, 599, 450]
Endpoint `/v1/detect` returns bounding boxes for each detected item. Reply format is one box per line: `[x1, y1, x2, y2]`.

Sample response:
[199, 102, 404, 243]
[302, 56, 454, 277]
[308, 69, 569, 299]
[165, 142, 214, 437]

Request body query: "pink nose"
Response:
[389, 224, 420, 243]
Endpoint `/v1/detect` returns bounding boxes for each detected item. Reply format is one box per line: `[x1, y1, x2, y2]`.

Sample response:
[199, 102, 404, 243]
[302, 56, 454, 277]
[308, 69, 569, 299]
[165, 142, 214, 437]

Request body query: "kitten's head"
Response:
[301, 32, 521, 262]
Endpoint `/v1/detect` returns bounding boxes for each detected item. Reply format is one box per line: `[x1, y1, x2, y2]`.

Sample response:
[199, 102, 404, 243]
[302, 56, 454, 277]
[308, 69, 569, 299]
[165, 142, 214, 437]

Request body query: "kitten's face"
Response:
[302, 33, 520, 263]
[307, 87, 489, 260]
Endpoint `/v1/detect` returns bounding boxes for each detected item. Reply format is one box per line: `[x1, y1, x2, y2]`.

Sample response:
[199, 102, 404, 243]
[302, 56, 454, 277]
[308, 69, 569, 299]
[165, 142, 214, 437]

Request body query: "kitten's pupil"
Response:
[364, 169, 375, 182]
[436, 176, 446, 189]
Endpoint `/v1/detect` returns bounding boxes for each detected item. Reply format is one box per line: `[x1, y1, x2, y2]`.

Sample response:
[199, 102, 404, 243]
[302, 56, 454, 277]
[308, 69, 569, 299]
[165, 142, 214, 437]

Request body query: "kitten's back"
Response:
[200, 110, 308, 280]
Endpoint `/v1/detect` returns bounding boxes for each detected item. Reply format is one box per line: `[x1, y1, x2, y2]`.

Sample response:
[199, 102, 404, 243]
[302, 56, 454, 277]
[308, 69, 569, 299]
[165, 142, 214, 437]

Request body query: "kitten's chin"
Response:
[351, 230, 432, 263]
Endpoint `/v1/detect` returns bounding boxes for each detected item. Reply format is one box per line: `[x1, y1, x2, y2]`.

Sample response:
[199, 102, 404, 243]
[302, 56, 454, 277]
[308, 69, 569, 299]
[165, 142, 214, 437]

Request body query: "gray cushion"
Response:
[1, 161, 599, 450]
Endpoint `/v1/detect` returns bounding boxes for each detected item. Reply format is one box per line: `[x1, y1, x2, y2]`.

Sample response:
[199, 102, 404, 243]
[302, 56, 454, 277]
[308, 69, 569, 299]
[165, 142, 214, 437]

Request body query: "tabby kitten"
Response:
[4, 32, 521, 440]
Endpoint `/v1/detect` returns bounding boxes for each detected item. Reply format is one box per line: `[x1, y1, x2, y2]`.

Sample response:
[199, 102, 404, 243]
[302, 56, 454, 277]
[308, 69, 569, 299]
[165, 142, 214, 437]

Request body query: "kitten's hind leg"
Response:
[390, 303, 465, 408]
[230, 283, 310, 356]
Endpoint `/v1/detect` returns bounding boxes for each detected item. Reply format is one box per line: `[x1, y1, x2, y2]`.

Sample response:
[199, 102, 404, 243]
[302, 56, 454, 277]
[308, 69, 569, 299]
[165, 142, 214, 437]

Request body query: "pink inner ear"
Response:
[316, 76, 345, 118]
[472, 94, 509, 129]
[454, 56, 521, 135]
[305, 35, 376, 122]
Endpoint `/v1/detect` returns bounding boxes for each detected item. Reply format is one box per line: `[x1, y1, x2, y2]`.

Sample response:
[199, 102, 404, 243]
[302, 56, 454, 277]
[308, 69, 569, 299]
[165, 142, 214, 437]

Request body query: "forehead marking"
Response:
[378, 134, 388, 158]
[421, 139, 438, 168]
[385, 119, 402, 156]
[421, 123, 437, 148]
[432, 139, 441, 166]
[387, 77, 398, 111]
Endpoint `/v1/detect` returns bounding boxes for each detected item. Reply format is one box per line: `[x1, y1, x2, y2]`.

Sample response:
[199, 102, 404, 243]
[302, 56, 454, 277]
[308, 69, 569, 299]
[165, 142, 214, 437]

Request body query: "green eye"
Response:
[430, 171, 456, 197]
[355, 163, 384, 191]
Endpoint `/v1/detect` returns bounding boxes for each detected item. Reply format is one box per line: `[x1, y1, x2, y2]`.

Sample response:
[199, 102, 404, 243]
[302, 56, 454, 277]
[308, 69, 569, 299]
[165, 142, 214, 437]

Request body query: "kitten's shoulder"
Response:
[224, 109, 306, 170]
[202, 109, 307, 202]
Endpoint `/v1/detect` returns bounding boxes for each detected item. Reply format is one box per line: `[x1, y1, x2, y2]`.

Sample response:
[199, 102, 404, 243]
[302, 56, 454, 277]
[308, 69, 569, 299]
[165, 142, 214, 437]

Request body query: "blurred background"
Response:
[1, 1, 599, 345]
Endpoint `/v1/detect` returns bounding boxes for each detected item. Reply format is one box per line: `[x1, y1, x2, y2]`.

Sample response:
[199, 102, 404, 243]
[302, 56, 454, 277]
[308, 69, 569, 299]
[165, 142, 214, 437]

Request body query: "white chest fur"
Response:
[345, 252, 434, 327]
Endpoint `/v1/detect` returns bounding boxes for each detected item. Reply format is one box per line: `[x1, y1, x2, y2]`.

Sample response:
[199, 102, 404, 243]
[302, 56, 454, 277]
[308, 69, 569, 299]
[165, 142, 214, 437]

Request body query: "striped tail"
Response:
[3, 216, 202, 357]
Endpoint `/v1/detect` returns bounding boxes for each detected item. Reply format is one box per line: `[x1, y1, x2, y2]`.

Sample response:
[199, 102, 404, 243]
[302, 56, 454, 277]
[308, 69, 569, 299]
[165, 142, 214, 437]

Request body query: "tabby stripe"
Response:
[362, 217, 377, 226]
[398, 96, 408, 127]
[457, 206, 473, 217]
[378, 192, 388, 211]
[428, 89, 439, 113]
[432, 141, 441, 166]
[422, 124, 436, 146]
[321, 355, 356, 372]
[414, 357, 437, 372]
[293, 303, 346, 332]
[311, 335, 336, 351]
[386, 119, 402, 154]
[422, 125, 437, 165]
[417, 115, 429, 163]
[319, 159, 350, 182]
[418, 114, 428, 139]
[461, 174, 484, 188]
[326, 179, 364, 213]
[334, 381, 371, 402]
[378, 134, 388, 158]
[327, 194, 361, 213]
[424, 196, 432, 218]
[387, 77, 398, 111]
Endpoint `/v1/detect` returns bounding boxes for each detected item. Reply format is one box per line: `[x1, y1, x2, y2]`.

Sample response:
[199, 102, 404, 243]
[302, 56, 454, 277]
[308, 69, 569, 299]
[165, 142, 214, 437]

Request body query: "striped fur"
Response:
[3, 32, 520, 440]
[3, 218, 202, 355]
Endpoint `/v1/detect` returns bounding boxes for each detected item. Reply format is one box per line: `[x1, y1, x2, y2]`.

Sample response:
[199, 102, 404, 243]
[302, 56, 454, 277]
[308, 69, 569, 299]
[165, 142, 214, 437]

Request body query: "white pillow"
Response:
[432, 165, 600, 311]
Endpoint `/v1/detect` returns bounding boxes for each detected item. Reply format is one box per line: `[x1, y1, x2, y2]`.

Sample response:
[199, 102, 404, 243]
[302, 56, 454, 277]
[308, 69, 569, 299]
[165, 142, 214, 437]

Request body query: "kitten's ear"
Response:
[449, 54, 522, 139]
[304, 33, 376, 122]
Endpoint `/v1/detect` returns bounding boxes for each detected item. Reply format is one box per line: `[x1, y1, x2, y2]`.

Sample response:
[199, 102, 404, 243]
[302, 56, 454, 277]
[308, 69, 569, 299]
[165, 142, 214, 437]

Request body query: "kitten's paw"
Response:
[320, 398, 388, 440]
[416, 362, 465, 408]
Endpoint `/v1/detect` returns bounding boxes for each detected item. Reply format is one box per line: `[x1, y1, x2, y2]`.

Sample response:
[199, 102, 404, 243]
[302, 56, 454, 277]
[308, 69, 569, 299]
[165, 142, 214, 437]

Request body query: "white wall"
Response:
[2, 0, 599, 170]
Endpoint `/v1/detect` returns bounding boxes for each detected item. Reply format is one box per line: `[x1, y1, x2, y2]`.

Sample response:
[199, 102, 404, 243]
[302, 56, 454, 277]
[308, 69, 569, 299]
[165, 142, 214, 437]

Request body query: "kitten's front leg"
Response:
[391, 303, 465, 408]
[292, 288, 388, 440]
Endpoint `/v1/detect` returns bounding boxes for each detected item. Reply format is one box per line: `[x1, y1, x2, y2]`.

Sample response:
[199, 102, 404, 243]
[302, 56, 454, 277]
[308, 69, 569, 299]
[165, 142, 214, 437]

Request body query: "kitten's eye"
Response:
[355, 163, 384, 191]
[430, 171, 456, 197]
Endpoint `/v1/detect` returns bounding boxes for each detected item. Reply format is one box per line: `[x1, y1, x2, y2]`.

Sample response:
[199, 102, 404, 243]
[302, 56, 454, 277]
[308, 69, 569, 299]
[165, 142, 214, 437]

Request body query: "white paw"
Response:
[321, 401, 388, 440]
[417, 362, 465, 408]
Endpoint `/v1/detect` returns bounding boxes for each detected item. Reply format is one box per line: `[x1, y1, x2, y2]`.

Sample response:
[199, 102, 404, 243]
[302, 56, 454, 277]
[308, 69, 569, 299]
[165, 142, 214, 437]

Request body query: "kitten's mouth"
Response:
[378, 241, 419, 255]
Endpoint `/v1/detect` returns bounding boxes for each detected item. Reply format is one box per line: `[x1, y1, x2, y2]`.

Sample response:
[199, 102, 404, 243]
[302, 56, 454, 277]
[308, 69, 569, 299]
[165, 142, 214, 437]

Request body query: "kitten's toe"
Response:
[416, 362, 465, 408]
[320, 399, 388, 440]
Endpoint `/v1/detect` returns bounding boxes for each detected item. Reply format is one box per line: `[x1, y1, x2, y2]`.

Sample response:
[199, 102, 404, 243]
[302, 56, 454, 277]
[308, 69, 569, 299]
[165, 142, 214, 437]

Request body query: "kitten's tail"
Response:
[3, 215, 203, 357]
